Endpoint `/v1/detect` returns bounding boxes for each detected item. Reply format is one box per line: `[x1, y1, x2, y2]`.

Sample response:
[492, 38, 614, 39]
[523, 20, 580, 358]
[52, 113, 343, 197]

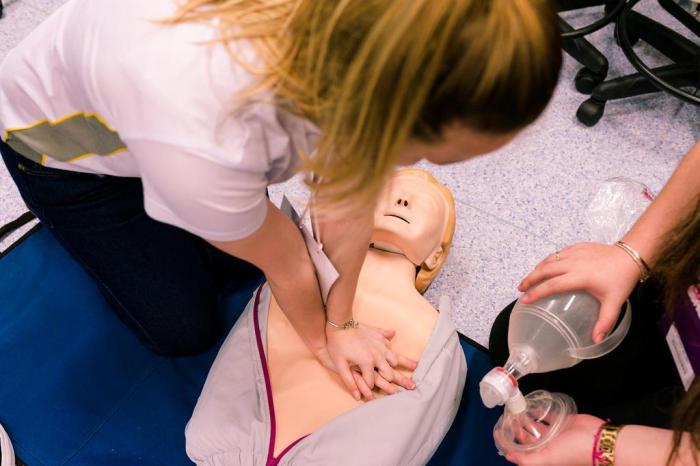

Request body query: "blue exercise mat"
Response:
[0, 225, 508, 465]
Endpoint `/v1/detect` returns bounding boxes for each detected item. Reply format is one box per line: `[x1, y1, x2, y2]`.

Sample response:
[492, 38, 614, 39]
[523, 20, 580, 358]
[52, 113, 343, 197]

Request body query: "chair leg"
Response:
[561, 18, 609, 93]
[576, 63, 699, 126]
[558, 0, 608, 12]
[625, 10, 699, 63]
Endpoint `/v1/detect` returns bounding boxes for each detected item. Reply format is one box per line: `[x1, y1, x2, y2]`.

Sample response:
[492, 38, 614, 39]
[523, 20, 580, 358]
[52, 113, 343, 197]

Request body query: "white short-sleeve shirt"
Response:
[0, 0, 318, 241]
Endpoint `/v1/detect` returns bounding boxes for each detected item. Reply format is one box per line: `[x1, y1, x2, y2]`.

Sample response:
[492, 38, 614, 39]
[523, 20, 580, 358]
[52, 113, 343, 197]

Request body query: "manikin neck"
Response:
[362, 246, 423, 297]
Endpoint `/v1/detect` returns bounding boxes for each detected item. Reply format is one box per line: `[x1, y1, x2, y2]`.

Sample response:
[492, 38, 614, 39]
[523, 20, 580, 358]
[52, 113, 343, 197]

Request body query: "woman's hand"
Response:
[502, 414, 604, 466]
[324, 324, 417, 400]
[518, 243, 641, 342]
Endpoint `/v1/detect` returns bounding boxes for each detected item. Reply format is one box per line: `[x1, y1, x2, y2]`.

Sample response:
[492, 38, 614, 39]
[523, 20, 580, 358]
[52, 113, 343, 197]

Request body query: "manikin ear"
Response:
[423, 247, 443, 270]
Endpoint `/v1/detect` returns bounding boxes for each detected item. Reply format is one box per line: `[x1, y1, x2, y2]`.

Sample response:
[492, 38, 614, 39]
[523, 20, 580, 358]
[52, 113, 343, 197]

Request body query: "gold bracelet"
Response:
[614, 241, 651, 283]
[593, 423, 624, 466]
[326, 318, 359, 329]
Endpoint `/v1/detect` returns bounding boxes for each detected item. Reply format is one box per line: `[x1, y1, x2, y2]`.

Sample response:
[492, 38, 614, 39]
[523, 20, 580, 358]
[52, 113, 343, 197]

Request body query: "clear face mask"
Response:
[493, 389, 577, 456]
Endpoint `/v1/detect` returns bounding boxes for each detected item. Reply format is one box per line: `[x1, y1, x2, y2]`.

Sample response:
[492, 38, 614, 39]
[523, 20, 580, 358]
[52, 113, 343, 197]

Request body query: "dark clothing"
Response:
[489, 279, 684, 427]
[1, 139, 263, 356]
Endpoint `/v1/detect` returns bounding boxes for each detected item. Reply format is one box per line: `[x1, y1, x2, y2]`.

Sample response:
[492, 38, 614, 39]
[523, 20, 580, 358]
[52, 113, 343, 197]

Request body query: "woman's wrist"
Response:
[326, 316, 359, 330]
[592, 421, 624, 466]
[608, 242, 644, 286]
[326, 301, 354, 325]
[614, 240, 651, 282]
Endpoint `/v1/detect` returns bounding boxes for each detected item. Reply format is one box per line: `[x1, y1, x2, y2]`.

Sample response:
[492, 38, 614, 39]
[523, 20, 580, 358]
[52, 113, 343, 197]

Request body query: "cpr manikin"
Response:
[186, 169, 467, 466]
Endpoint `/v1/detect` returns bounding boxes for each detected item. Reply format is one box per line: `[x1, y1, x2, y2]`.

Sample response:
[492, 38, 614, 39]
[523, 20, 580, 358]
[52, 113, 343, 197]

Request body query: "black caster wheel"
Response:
[576, 98, 606, 126]
[574, 68, 606, 94]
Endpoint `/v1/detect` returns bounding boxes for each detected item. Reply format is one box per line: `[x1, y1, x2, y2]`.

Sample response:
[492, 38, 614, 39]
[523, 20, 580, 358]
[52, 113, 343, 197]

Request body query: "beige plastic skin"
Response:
[267, 169, 456, 455]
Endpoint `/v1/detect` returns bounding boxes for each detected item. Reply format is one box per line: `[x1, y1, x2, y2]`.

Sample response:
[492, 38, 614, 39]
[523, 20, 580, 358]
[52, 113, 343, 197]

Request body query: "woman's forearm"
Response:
[616, 425, 696, 466]
[623, 142, 700, 265]
[266, 257, 327, 352]
[208, 202, 327, 352]
[317, 204, 374, 323]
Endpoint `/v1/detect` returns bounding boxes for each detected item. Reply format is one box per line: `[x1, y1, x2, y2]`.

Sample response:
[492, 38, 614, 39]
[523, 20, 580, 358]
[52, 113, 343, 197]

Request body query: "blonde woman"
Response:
[0, 0, 561, 400]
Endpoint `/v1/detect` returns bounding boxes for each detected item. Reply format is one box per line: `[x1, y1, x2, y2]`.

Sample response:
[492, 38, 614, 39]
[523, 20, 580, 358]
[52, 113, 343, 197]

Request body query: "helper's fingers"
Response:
[505, 452, 522, 465]
[592, 300, 623, 343]
[520, 275, 577, 304]
[378, 327, 396, 340]
[494, 430, 515, 461]
[336, 359, 361, 401]
[375, 374, 400, 396]
[518, 261, 568, 293]
[352, 371, 375, 401]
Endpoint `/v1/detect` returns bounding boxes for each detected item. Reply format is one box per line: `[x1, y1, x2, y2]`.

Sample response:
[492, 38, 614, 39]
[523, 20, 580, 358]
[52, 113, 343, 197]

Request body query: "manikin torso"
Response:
[266, 248, 438, 456]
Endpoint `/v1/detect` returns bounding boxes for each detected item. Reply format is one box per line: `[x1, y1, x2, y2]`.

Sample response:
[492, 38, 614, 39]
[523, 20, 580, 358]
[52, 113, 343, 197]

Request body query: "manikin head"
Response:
[371, 169, 456, 293]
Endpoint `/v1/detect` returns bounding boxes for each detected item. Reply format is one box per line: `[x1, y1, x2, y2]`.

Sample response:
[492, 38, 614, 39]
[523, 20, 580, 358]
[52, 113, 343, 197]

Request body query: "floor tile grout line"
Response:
[454, 197, 559, 249]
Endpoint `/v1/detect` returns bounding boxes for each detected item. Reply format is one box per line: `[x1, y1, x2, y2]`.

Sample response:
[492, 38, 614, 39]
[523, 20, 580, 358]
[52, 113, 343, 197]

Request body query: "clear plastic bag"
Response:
[586, 177, 655, 244]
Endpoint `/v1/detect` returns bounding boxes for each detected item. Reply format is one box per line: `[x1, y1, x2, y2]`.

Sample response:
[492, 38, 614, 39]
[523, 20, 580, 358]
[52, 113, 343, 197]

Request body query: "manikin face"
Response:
[371, 174, 448, 268]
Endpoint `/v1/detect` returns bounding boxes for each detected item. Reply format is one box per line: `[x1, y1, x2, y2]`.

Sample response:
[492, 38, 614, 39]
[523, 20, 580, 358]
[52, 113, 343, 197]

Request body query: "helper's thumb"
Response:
[592, 301, 620, 343]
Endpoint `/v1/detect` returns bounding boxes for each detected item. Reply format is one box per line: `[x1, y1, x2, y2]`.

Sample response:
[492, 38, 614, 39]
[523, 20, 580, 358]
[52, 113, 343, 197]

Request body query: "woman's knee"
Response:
[104, 290, 222, 357]
[149, 329, 219, 357]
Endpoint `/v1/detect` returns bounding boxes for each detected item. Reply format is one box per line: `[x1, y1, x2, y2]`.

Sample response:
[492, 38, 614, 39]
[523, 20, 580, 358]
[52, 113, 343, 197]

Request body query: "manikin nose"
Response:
[396, 198, 409, 207]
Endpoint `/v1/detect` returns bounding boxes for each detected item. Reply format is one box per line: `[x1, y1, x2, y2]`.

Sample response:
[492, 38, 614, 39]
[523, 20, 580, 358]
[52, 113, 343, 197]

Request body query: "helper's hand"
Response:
[500, 414, 604, 466]
[325, 324, 417, 400]
[518, 243, 640, 342]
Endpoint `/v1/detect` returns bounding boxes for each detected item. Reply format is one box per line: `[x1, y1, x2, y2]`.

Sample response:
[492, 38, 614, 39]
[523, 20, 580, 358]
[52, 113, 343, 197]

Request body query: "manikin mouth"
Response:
[385, 213, 410, 224]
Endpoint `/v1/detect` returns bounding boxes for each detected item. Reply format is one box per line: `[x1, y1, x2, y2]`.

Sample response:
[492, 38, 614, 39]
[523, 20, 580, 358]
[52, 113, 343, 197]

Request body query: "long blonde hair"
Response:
[168, 0, 561, 212]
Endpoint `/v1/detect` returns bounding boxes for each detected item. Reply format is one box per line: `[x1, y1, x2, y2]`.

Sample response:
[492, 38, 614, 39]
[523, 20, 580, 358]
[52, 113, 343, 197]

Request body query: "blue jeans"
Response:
[1, 140, 263, 356]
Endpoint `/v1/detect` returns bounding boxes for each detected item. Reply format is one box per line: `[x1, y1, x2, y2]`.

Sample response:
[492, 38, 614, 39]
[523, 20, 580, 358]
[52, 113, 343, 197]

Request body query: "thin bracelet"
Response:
[614, 241, 651, 283]
[326, 318, 359, 330]
[592, 421, 623, 466]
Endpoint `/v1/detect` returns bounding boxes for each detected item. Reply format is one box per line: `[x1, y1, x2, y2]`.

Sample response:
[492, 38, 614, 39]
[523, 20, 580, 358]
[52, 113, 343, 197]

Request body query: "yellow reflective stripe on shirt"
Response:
[3, 112, 127, 164]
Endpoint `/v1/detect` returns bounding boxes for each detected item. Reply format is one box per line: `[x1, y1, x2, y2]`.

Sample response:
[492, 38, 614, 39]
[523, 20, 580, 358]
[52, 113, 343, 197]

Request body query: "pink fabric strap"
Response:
[592, 420, 610, 466]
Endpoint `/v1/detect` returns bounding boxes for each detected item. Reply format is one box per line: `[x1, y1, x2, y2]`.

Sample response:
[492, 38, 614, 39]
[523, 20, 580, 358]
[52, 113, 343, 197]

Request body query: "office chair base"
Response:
[575, 67, 607, 94]
[576, 98, 606, 126]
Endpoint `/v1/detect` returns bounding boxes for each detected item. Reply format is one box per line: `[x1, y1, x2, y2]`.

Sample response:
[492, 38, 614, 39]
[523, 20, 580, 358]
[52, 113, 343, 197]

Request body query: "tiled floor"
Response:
[1, 1, 698, 346]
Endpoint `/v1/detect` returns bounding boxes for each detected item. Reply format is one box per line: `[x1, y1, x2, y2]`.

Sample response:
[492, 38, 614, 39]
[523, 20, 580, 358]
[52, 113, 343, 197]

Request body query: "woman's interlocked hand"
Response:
[321, 324, 417, 400]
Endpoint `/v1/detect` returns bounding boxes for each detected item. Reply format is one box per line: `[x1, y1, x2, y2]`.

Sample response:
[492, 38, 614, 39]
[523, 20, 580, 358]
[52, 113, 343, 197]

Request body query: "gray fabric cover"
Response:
[186, 284, 467, 466]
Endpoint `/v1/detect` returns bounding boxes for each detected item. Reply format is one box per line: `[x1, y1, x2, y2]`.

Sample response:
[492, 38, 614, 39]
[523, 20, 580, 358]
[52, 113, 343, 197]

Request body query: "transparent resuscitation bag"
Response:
[482, 178, 654, 455]
[480, 292, 633, 408]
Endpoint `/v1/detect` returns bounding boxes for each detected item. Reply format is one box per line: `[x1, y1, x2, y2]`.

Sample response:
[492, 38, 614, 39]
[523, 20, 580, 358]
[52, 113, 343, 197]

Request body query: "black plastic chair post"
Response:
[561, 18, 610, 93]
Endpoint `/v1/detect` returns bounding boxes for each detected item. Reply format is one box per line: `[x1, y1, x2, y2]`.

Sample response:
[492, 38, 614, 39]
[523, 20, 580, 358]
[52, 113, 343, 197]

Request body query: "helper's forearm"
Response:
[317, 205, 374, 323]
[616, 425, 696, 466]
[623, 142, 700, 265]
